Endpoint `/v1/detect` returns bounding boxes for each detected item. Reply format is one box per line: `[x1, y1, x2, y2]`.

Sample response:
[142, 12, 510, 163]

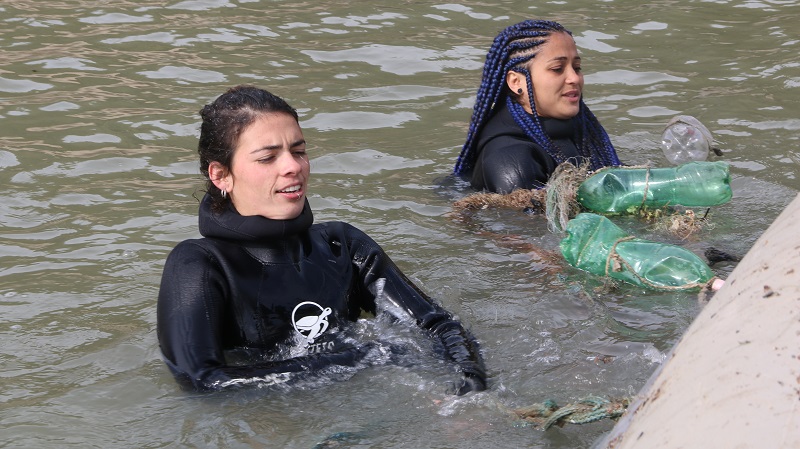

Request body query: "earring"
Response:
[221, 189, 227, 199]
[517, 88, 523, 94]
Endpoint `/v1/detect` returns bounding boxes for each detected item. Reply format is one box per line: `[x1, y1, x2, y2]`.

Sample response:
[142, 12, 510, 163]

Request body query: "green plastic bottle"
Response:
[576, 161, 732, 214]
[560, 213, 716, 291]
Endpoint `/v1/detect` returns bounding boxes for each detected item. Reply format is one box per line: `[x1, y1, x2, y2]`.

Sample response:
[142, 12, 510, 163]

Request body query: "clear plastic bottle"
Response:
[576, 161, 732, 214]
[560, 213, 716, 291]
[661, 115, 713, 165]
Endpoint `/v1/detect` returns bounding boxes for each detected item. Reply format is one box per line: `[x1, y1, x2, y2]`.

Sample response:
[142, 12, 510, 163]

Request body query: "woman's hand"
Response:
[454, 371, 487, 396]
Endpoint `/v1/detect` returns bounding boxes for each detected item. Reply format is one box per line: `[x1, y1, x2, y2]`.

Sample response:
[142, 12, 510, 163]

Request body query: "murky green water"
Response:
[2, 1, 798, 448]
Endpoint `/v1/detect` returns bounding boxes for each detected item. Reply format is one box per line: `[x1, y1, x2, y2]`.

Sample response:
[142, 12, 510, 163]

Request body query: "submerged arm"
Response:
[345, 225, 487, 394]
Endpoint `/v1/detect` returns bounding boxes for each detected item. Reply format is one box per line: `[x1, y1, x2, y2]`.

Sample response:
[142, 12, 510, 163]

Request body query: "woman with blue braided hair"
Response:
[454, 20, 622, 193]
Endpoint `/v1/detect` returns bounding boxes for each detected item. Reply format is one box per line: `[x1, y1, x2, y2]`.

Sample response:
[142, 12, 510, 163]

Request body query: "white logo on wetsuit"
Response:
[291, 301, 332, 344]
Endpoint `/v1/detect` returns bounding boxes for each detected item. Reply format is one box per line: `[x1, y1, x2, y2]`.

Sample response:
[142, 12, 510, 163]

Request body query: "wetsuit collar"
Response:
[198, 193, 314, 242]
[540, 116, 575, 139]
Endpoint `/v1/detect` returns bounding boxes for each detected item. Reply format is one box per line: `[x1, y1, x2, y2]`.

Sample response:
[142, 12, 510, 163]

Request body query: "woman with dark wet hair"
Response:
[157, 85, 486, 394]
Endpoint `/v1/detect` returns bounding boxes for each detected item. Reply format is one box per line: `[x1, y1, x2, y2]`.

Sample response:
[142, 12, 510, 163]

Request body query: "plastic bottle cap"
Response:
[661, 115, 713, 165]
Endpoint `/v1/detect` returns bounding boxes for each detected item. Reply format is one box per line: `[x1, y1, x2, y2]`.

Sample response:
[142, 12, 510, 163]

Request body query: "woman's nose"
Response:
[278, 151, 301, 175]
[566, 67, 581, 84]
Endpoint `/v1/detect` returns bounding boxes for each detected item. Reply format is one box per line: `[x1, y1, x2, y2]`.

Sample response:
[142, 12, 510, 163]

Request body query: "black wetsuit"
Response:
[470, 102, 584, 193]
[157, 194, 486, 394]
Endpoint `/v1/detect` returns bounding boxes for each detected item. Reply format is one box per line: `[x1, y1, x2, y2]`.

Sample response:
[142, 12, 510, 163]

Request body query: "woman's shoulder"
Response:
[311, 221, 380, 248]
[164, 237, 220, 263]
[479, 105, 532, 148]
[159, 238, 224, 283]
[312, 221, 367, 238]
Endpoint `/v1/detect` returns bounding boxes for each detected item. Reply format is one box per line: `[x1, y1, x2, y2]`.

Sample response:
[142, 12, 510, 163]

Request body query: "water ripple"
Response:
[137, 66, 227, 83]
[0, 77, 53, 93]
[302, 45, 484, 75]
[303, 111, 419, 131]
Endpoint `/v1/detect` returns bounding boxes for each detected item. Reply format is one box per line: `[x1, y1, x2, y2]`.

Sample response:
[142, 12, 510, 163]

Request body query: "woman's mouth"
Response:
[278, 184, 304, 199]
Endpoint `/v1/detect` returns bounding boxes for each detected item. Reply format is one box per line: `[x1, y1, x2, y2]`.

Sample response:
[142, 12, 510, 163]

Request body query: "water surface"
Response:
[2, 1, 798, 448]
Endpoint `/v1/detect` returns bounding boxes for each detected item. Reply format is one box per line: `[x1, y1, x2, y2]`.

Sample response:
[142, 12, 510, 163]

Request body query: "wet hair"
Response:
[197, 85, 299, 211]
[453, 20, 620, 176]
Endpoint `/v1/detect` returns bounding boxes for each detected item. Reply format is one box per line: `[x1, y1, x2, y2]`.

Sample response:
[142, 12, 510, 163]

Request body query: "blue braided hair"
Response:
[454, 20, 621, 176]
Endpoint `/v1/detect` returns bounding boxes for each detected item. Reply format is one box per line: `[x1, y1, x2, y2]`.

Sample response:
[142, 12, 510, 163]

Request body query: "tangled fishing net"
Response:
[452, 163, 587, 233]
[513, 396, 631, 430]
[452, 162, 710, 238]
[642, 207, 714, 240]
[451, 186, 549, 212]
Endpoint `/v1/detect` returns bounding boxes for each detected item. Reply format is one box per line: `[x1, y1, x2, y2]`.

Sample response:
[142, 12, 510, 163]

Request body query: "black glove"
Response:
[454, 371, 487, 396]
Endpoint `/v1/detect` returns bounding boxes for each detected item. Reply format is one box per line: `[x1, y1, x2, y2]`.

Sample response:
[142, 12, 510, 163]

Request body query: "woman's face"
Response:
[212, 112, 310, 220]
[509, 31, 584, 119]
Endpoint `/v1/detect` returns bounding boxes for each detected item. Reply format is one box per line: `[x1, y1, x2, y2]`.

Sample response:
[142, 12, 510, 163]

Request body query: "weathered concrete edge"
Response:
[595, 193, 800, 448]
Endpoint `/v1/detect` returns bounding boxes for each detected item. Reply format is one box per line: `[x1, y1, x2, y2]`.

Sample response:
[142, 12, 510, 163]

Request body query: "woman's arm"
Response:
[342, 225, 488, 394]
[471, 138, 555, 193]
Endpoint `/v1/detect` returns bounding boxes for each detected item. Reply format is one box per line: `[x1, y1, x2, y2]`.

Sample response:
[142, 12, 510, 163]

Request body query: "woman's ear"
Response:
[208, 161, 231, 193]
[506, 70, 534, 114]
[506, 70, 525, 95]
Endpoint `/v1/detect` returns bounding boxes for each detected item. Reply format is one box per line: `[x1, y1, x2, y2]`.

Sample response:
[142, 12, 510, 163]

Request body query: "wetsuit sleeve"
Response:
[470, 136, 555, 193]
[156, 241, 369, 391]
[343, 225, 487, 395]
